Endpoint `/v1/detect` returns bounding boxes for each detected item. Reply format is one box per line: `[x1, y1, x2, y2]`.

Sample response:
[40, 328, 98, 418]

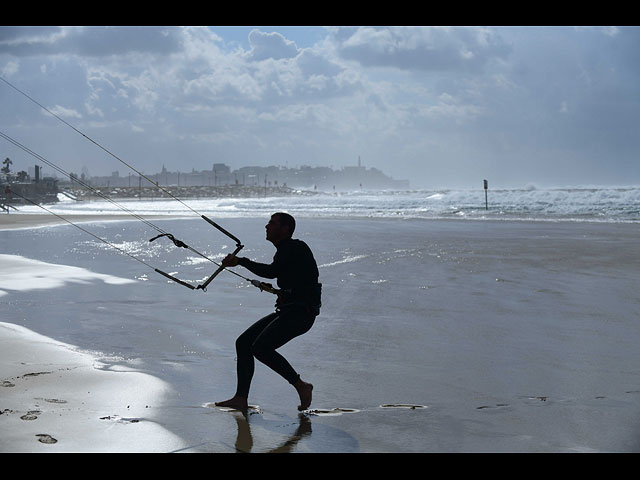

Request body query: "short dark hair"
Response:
[273, 212, 296, 236]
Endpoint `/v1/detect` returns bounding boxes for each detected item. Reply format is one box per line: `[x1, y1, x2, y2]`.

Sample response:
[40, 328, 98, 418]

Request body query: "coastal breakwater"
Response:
[60, 184, 318, 201]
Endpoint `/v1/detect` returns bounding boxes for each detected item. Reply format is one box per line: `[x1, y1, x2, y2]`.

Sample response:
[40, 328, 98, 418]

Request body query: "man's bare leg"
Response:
[295, 379, 313, 411]
[215, 395, 249, 411]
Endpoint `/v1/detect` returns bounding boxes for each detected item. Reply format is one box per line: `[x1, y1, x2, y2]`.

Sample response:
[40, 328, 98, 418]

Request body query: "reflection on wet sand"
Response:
[221, 403, 427, 453]
[231, 412, 312, 453]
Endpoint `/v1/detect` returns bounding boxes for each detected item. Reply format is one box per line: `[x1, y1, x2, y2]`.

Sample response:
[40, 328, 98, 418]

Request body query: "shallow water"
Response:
[2, 217, 640, 451]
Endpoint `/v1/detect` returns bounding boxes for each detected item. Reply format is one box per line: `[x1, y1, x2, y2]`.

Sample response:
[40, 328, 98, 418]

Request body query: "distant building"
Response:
[80, 161, 408, 191]
[212, 163, 231, 185]
[1, 164, 58, 204]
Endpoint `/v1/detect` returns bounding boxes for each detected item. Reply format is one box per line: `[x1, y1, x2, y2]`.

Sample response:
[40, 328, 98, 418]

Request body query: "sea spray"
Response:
[13, 185, 640, 223]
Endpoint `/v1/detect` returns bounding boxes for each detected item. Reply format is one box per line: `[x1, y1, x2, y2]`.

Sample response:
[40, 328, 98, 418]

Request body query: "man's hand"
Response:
[222, 254, 239, 268]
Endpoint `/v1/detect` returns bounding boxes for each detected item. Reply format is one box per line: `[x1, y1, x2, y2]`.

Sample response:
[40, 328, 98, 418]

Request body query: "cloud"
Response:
[0, 26, 183, 57]
[1, 26, 639, 188]
[0, 59, 18, 76]
[48, 104, 82, 119]
[246, 29, 299, 61]
[330, 27, 512, 73]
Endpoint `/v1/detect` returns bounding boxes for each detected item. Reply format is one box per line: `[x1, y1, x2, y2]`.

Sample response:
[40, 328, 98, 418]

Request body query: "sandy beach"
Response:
[0, 213, 192, 452]
[0, 213, 175, 231]
[1, 210, 640, 452]
[0, 321, 189, 452]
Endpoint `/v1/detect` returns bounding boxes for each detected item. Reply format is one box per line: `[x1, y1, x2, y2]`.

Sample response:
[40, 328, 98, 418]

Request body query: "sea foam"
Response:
[16, 185, 640, 223]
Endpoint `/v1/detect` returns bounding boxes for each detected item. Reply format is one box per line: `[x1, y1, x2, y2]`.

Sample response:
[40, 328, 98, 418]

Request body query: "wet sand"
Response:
[2, 212, 640, 452]
[0, 321, 188, 452]
[0, 213, 189, 452]
[0, 213, 172, 231]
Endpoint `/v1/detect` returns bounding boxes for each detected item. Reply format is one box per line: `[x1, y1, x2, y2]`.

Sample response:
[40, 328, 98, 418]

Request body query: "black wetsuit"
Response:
[233, 238, 322, 398]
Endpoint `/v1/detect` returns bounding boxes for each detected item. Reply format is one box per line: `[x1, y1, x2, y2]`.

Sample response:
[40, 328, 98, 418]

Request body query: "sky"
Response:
[1, 25, 639, 189]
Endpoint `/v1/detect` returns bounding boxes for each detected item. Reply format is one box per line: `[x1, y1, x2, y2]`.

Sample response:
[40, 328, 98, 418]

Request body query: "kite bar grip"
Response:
[201, 215, 243, 247]
[155, 268, 196, 290]
[250, 280, 280, 295]
[196, 243, 244, 291]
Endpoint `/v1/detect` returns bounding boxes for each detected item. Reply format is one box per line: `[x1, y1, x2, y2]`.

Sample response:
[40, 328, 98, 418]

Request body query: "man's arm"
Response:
[221, 254, 279, 279]
[237, 257, 278, 279]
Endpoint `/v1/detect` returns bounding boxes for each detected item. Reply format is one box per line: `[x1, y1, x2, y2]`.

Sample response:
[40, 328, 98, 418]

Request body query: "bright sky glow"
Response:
[1, 26, 639, 188]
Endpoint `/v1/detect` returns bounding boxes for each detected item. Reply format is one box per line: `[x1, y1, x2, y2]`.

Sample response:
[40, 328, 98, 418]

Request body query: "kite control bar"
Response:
[148, 215, 284, 296]
[195, 215, 244, 291]
[149, 215, 281, 296]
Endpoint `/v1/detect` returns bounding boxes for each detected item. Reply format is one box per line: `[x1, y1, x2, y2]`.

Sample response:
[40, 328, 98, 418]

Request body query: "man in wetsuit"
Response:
[215, 212, 321, 412]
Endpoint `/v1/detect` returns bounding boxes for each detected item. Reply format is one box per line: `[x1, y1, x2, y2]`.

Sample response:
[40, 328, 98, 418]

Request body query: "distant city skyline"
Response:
[2, 26, 639, 189]
[3, 149, 408, 191]
[65, 160, 409, 191]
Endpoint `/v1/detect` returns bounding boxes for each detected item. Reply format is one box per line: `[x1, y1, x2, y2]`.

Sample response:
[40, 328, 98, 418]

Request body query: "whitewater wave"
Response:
[14, 185, 640, 223]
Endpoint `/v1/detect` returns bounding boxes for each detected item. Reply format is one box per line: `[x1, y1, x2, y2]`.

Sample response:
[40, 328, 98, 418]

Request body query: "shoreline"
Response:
[2, 211, 639, 233]
[0, 213, 186, 231]
[0, 321, 189, 452]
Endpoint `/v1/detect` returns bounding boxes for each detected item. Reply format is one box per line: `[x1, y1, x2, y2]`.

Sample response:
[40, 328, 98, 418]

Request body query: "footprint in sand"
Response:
[20, 410, 41, 421]
[529, 396, 548, 402]
[206, 402, 428, 416]
[36, 434, 57, 444]
[517, 395, 554, 405]
[380, 404, 427, 410]
[476, 403, 510, 410]
[305, 405, 428, 415]
[479, 395, 557, 410]
[21, 371, 52, 378]
[99, 415, 141, 423]
[204, 403, 263, 414]
[304, 408, 360, 416]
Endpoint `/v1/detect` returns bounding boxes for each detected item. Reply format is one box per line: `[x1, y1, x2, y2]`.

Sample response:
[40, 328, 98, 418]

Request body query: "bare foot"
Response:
[295, 380, 313, 411]
[215, 396, 248, 411]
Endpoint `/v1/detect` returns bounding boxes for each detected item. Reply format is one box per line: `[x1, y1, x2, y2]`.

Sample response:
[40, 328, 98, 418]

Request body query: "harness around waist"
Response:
[278, 282, 322, 309]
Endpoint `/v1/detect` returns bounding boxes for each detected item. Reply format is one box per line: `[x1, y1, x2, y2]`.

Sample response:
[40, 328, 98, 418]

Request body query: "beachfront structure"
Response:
[84, 163, 409, 192]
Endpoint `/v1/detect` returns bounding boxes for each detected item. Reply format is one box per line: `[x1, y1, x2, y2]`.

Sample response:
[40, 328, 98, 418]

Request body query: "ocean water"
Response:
[2, 188, 640, 451]
[14, 184, 640, 224]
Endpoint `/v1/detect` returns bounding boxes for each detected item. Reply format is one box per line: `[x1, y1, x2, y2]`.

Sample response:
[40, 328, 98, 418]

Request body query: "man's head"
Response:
[266, 212, 296, 245]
